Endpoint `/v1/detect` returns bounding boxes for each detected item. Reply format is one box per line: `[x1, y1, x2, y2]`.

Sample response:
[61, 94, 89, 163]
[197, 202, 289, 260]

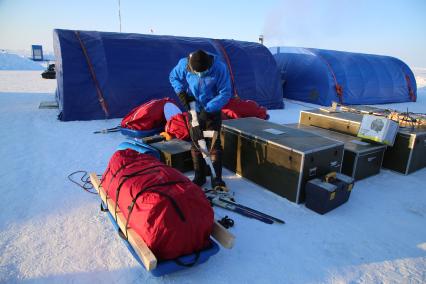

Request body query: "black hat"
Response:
[188, 50, 213, 72]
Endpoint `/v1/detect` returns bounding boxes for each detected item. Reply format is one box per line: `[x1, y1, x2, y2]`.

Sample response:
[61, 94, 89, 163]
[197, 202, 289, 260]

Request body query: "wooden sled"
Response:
[90, 173, 235, 275]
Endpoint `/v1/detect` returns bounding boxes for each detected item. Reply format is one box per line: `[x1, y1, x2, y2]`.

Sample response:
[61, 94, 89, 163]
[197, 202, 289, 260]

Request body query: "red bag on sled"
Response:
[121, 98, 173, 130]
[165, 112, 191, 140]
[101, 149, 213, 260]
[222, 97, 268, 120]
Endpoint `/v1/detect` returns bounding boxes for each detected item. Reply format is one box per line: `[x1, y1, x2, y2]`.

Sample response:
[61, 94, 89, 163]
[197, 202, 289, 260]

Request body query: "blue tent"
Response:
[53, 29, 283, 121]
[270, 47, 417, 106]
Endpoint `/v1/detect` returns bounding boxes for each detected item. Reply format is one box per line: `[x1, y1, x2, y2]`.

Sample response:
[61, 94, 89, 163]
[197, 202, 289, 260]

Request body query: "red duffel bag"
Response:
[164, 112, 191, 140]
[121, 98, 174, 130]
[222, 97, 268, 120]
[101, 149, 213, 260]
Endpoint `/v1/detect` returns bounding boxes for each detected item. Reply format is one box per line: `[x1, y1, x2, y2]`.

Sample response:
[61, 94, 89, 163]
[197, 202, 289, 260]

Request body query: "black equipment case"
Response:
[221, 118, 344, 203]
[305, 172, 355, 214]
[150, 139, 193, 173]
[299, 109, 426, 175]
[382, 128, 426, 175]
[285, 123, 386, 180]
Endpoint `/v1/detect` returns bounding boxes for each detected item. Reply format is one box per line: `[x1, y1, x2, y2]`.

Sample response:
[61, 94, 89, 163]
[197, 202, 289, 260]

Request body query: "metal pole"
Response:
[118, 0, 122, 32]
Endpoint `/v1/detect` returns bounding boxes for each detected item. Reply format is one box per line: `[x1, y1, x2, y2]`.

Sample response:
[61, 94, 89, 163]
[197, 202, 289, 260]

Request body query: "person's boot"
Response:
[193, 170, 207, 186]
[210, 152, 227, 190]
[211, 176, 226, 189]
[191, 149, 206, 186]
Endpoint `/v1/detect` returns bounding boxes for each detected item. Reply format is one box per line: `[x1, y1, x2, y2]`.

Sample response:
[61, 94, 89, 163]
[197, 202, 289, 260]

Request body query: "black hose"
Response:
[67, 170, 100, 194]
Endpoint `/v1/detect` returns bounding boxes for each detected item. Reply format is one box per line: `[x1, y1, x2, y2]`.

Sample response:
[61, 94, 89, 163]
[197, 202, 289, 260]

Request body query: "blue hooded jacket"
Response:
[169, 54, 232, 113]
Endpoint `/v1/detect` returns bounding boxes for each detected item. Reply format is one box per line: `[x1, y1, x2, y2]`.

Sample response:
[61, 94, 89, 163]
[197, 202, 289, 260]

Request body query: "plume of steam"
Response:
[262, 0, 348, 47]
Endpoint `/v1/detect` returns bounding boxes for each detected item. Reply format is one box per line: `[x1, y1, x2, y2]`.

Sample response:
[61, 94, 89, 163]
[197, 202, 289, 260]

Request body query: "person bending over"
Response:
[169, 49, 232, 189]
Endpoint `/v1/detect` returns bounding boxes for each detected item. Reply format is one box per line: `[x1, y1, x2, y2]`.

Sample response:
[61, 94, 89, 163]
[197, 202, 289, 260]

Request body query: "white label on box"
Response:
[263, 128, 286, 135]
[357, 115, 399, 146]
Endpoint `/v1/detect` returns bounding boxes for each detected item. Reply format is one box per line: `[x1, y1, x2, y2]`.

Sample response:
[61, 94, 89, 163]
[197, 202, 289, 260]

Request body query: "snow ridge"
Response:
[0, 51, 44, 70]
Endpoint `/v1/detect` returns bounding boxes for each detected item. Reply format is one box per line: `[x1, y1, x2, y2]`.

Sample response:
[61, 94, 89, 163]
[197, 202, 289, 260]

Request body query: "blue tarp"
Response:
[53, 29, 283, 121]
[270, 47, 417, 106]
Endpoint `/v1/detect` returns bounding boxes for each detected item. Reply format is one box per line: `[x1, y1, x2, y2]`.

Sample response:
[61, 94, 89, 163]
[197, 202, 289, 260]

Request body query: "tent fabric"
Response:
[53, 29, 283, 121]
[270, 46, 417, 106]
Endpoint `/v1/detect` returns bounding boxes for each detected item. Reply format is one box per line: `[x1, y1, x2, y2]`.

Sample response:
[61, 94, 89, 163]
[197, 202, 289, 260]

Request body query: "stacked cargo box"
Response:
[299, 109, 426, 175]
[285, 123, 386, 180]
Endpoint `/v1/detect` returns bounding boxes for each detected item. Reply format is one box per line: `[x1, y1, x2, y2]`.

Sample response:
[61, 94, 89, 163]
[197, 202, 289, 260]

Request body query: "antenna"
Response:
[118, 0, 122, 32]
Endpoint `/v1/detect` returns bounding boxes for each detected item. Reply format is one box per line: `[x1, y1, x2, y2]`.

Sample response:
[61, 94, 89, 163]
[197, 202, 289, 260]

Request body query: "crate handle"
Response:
[325, 172, 337, 183]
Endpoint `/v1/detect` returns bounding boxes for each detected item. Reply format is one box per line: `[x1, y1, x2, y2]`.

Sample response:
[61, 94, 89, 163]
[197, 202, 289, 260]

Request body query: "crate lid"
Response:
[302, 109, 364, 124]
[151, 139, 192, 154]
[285, 123, 386, 153]
[222, 118, 343, 154]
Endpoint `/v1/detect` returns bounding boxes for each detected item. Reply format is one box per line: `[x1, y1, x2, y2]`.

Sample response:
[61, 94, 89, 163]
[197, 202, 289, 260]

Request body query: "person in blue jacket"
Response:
[169, 49, 232, 188]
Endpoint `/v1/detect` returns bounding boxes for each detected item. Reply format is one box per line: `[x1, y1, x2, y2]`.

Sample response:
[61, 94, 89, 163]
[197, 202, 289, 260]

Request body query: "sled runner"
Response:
[120, 127, 163, 138]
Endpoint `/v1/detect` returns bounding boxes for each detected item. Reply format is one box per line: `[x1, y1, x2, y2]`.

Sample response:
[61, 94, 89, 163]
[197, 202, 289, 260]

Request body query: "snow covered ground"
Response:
[0, 52, 45, 71]
[0, 71, 425, 283]
[0, 71, 56, 93]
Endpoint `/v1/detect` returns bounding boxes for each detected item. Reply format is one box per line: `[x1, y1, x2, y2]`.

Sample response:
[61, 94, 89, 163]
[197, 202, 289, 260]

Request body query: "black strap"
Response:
[99, 166, 110, 188]
[113, 166, 164, 220]
[104, 159, 145, 210]
[105, 158, 145, 197]
[98, 168, 110, 208]
[117, 228, 127, 240]
[144, 189, 186, 221]
[174, 251, 201, 267]
[100, 202, 108, 212]
[124, 180, 187, 239]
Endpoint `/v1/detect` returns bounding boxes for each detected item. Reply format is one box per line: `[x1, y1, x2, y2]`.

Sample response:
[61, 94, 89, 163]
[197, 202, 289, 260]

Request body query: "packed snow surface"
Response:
[0, 52, 44, 71]
[0, 71, 425, 283]
[0, 71, 56, 93]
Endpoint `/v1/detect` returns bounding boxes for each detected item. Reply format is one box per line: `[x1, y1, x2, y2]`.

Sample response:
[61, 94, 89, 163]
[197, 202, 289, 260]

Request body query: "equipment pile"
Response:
[80, 98, 425, 277]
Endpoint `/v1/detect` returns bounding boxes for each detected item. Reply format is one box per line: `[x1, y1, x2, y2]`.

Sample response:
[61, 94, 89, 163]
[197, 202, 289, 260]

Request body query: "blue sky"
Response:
[0, 0, 425, 67]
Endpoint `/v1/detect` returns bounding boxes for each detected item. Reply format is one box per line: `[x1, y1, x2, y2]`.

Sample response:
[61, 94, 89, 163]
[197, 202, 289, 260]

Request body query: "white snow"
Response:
[0, 71, 425, 283]
[0, 71, 56, 93]
[0, 52, 44, 71]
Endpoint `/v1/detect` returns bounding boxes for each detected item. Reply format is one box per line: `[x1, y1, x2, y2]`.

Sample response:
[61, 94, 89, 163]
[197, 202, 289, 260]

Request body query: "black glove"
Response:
[198, 109, 209, 122]
[199, 109, 221, 121]
[199, 109, 222, 130]
[177, 92, 194, 110]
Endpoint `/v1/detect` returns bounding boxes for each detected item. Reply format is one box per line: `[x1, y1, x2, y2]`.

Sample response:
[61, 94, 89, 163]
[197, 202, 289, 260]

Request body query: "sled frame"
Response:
[89, 173, 234, 271]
